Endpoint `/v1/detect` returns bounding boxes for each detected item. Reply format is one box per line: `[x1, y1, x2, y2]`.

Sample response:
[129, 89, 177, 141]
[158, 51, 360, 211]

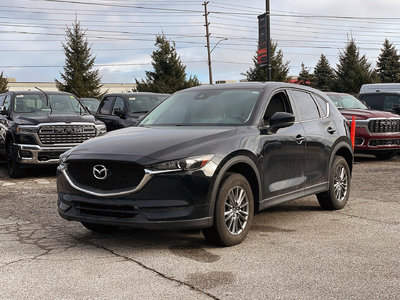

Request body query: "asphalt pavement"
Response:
[0, 156, 399, 299]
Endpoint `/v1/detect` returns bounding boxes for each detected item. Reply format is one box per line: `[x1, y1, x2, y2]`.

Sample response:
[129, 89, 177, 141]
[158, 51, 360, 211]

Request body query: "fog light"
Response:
[20, 150, 33, 159]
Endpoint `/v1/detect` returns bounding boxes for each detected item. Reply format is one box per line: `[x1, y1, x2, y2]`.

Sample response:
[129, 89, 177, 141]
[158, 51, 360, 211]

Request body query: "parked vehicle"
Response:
[80, 98, 100, 114]
[0, 91, 107, 177]
[358, 92, 400, 115]
[95, 92, 170, 131]
[327, 92, 400, 159]
[57, 82, 353, 246]
[359, 83, 400, 94]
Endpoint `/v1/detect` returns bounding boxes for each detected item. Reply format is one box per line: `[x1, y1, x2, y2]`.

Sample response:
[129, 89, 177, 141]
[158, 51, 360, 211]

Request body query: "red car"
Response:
[326, 92, 400, 159]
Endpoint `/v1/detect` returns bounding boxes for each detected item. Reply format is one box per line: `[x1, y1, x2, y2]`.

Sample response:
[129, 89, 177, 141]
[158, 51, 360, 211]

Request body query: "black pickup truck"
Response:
[95, 92, 170, 131]
[0, 91, 106, 177]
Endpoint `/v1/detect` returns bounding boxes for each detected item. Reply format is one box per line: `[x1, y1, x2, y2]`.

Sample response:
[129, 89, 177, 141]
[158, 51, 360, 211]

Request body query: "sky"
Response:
[1, 0, 400, 84]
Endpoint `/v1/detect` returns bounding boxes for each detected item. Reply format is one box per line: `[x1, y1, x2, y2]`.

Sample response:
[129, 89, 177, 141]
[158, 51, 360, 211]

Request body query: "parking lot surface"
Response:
[0, 156, 399, 299]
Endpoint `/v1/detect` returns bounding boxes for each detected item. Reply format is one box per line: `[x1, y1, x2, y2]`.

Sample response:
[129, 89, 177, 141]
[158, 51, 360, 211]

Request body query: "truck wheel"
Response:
[7, 142, 25, 178]
[317, 156, 350, 210]
[81, 222, 118, 233]
[203, 173, 254, 247]
[375, 152, 398, 160]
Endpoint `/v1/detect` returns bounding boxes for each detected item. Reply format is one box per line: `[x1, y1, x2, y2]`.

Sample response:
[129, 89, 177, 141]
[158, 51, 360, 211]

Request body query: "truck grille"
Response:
[38, 125, 96, 145]
[369, 138, 400, 147]
[368, 119, 400, 133]
[66, 160, 145, 191]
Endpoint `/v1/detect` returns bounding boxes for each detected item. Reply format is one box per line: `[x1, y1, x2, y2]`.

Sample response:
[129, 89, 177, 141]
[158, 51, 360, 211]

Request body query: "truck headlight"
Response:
[95, 124, 107, 135]
[148, 155, 214, 172]
[16, 125, 37, 134]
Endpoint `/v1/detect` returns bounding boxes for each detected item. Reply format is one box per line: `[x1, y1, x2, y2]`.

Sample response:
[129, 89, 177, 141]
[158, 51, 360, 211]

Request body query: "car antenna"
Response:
[35, 87, 52, 114]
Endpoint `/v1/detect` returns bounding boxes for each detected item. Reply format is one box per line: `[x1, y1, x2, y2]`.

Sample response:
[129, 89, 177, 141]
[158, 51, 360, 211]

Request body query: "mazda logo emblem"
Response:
[93, 165, 108, 180]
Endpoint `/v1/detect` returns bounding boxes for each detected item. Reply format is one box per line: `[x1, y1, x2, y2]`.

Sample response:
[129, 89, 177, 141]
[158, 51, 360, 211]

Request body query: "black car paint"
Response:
[95, 92, 170, 131]
[57, 82, 353, 230]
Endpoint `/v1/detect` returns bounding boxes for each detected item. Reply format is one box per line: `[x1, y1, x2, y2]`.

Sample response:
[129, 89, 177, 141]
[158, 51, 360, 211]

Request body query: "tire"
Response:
[81, 222, 119, 233]
[203, 173, 254, 247]
[317, 155, 351, 210]
[375, 152, 398, 160]
[7, 141, 25, 178]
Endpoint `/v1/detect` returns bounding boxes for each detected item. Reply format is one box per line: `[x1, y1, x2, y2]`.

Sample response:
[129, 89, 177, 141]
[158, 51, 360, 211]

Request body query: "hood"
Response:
[68, 126, 237, 163]
[339, 109, 399, 120]
[14, 113, 97, 125]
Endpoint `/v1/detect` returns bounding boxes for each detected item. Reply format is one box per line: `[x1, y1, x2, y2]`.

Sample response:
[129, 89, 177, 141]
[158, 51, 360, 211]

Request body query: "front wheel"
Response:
[203, 173, 254, 247]
[317, 155, 351, 210]
[7, 142, 25, 178]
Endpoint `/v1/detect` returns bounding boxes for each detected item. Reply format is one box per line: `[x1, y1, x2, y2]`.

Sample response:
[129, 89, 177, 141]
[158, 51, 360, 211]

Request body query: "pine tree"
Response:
[244, 42, 290, 82]
[377, 39, 400, 83]
[313, 54, 335, 91]
[333, 39, 375, 94]
[0, 71, 8, 93]
[297, 63, 312, 86]
[135, 35, 200, 93]
[55, 20, 103, 98]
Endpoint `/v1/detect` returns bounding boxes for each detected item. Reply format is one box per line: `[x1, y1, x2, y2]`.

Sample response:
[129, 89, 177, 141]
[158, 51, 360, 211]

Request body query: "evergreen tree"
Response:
[297, 63, 313, 86]
[377, 39, 400, 83]
[0, 71, 8, 93]
[313, 54, 335, 91]
[135, 35, 200, 93]
[333, 39, 375, 94]
[55, 20, 103, 98]
[244, 42, 290, 82]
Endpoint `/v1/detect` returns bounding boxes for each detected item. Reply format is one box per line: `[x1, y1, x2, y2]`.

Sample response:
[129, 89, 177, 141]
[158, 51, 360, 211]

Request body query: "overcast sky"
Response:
[1, 0, 400, 84]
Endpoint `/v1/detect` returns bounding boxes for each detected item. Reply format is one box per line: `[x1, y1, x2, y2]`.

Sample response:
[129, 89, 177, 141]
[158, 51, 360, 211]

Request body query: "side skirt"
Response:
[259, 182, 328, 210]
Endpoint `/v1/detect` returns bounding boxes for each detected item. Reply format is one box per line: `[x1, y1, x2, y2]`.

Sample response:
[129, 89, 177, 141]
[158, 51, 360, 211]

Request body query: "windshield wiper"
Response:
[35, 87, 53, 115]
[133, 111, 148, 114]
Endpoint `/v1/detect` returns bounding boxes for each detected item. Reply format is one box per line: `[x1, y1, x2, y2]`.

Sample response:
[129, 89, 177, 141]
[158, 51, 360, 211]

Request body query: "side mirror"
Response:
[0, 106, 8, 116]
[113, 107, 126, 118]
[261, 112, 295, 134]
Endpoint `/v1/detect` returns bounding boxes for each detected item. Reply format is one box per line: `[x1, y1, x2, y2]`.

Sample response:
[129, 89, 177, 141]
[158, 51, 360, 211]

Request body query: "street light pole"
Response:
[266, 0, 272, 81]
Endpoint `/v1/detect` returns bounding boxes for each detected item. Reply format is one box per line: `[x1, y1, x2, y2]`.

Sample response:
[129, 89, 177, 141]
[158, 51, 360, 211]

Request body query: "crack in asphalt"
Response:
[0, 219, 219, 300]
[333, 211, 400, 226]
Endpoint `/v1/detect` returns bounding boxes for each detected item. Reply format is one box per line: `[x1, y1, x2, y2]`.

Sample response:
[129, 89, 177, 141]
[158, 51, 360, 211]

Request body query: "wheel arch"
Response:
[330, 141, 354, 175]
[209, 152, 262, 217]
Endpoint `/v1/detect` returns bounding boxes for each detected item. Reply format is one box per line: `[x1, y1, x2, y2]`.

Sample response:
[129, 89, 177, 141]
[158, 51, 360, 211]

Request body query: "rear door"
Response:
[289, 89, 332, 189]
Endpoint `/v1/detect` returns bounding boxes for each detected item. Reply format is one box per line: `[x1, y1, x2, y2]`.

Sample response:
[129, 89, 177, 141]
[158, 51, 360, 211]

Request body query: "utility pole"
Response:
[203, 1, 213, 85]
[266, 0, 272, 81]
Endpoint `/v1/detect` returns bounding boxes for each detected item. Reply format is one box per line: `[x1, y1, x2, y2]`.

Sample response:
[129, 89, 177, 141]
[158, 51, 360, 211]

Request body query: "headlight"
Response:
[95, 124, 107, 135]
[16, 125, 37, 134]
[148, 154, 214, 172]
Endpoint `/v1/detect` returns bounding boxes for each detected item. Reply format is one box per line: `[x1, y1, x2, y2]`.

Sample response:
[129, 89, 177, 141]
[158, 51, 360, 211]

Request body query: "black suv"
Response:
[57, 83, 353, 246]
[95, 92, 170, 131]
[358, 92, 400, 115]
[0, 91, 106, 177]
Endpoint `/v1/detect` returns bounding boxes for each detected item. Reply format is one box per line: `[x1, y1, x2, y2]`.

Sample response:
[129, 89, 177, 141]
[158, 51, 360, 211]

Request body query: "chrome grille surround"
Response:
[38, 124, 96, 145]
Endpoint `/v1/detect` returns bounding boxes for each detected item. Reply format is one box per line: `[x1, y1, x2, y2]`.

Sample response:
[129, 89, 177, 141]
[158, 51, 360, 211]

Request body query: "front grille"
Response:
[73, 201, 139, 218]
[67, 160, 145, 191]
[369, 138, 400, 147]
[368, 119, 400, 133]
[39, 125, 96, 145]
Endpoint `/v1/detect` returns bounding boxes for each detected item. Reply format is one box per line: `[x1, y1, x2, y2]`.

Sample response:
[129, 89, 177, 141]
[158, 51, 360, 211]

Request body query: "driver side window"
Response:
[263, 92, 292, 126]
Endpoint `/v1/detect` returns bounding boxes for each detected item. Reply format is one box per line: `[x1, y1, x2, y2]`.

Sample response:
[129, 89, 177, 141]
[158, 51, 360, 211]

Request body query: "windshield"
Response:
[139, 89, 261, 126]
[14, 94, 86, 115]
[128, 95, 166, 113]
[327, 94, 368, 109]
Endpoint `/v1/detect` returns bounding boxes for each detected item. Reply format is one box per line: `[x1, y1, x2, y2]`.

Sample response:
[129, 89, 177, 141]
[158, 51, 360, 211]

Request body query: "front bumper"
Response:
[14, 143, 74, 165]
[354, 127, 400, 153]
[57, 165, 215, 230]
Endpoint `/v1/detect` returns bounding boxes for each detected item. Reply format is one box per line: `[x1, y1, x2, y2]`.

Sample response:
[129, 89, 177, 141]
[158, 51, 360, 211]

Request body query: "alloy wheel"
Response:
[224, 186, 249, 235]
[334, 165, 348, 201]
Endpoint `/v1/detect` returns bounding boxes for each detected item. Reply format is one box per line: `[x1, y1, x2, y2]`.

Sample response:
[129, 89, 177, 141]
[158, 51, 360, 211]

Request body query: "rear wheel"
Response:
[203, 173, 254, 246]
[81, 222, 119, 233]
[7, 141, 25, 178]
[317, 155, 350, 210]
[375, 152, 398, 160]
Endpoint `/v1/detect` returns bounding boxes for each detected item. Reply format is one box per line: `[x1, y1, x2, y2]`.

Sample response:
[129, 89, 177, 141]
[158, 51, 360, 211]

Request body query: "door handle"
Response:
[295, 134, 306, 144]
[327, 127, 336, 134]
